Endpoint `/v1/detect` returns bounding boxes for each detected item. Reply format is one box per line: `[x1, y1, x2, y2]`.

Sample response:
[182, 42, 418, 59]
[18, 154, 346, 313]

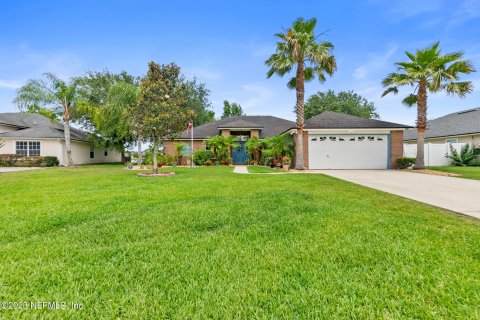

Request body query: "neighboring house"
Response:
[0, 113, 121, 166]
[164, 112, 410, 169]
[404, 107, 480, 145]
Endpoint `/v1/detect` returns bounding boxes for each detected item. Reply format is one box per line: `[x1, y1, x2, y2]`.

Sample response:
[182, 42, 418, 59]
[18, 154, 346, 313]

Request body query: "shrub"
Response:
[0, 154, 44, 167]
[43, 156, 60, 167]
[193, 150, 213, 165]
[446, 144, 480, 166]
[394, 157, 416, 169]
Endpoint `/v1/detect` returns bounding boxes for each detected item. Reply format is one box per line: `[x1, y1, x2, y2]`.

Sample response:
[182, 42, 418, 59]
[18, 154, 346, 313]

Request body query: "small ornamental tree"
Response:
[130, 62, 194, 174]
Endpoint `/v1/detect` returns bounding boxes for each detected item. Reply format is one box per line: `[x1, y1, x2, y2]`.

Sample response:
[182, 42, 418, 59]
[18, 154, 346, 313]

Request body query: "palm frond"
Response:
[401, 94, 417, 107]
[381, 86, 399, 97]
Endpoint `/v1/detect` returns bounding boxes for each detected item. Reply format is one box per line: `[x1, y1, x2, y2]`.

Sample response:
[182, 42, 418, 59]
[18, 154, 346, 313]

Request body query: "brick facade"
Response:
[163, 140, 205, 165]
[389, 130, 404, 169]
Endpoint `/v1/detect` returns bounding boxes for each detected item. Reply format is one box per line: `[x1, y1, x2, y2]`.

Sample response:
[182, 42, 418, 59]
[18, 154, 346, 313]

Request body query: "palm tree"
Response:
[14, 73, 79, 166]
[382, 42, 475, 169]
[266, 17, 336, 169]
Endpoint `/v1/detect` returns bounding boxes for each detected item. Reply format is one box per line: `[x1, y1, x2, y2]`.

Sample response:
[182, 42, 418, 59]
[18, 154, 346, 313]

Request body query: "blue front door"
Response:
[232, 141, 248, 165]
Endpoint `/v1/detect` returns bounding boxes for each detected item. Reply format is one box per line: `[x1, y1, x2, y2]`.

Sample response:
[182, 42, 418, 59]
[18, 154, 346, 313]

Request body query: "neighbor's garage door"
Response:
[308, 134, 388, 169]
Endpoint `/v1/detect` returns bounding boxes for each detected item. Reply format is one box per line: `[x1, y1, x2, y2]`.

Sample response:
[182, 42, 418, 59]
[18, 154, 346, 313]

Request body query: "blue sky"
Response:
[0, 0, 479, 125]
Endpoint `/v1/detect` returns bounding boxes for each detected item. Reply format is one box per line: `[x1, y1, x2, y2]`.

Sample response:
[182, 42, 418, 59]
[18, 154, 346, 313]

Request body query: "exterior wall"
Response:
[64, 141, 122, 166]
[390, 130, 404, 169]
[163, 140, 205, 165]
[0, 138, 63, 160]
[405, 133, 480, 145]
[251, 129, 259, 138]
[0, 124, 18, 133]
[221, 129, 230, 137]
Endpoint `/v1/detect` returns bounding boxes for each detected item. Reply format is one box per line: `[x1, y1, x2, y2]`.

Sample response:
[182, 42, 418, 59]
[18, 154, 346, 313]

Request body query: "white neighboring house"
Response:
[404, 107, 480, 145]
[0, 112, 122, 166]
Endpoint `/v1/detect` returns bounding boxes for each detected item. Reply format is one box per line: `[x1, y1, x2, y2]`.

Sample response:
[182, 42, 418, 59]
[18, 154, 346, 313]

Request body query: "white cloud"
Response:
[353, 45, 397, 80]
[369, 0, 441, 21]
[240, 84, 274, 110]
[0, 79, 22, 89]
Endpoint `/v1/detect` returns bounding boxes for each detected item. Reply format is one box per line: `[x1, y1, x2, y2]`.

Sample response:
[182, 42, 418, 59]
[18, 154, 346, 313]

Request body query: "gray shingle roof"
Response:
[178, 115, 296, 139]
[304, 111, 410, 129]
[403, 107, 480, 141]
[0, 112, 88, 142]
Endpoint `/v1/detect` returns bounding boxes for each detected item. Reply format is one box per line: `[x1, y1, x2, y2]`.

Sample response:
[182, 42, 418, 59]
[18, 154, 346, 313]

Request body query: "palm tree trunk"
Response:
[137, 137, 142, 165]
[415, 80, 428, 169]
[152, 143, 158, 174]
[295, 59, 305, 170]
[63, 118, 74, 167]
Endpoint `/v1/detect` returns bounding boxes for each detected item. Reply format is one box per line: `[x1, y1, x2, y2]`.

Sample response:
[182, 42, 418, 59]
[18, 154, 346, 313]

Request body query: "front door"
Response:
[232, 141, 248, 165]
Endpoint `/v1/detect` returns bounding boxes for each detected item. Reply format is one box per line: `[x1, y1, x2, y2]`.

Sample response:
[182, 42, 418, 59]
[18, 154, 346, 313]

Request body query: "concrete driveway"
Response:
[315, 170, 480, 219]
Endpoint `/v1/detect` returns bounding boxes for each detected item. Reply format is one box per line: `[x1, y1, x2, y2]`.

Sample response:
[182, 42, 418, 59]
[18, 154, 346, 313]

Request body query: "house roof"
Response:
[304, 111, 410, 129]
[403, 107, 480, 141]
[0, 112, 88, 142]
[178, 115, 296, 139]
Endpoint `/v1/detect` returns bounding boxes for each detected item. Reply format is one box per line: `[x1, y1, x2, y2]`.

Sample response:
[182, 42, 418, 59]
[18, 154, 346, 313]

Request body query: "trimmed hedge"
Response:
[193, 150, 213, 165]
[394, 157, 416, 169]
[44, 156, 60, 167]
[0, 154, 59, 167]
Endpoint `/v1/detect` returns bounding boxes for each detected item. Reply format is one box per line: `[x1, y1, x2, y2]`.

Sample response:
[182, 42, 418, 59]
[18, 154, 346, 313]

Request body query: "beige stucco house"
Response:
[404, 107, 480, 145]
[0, 113, 121, 166]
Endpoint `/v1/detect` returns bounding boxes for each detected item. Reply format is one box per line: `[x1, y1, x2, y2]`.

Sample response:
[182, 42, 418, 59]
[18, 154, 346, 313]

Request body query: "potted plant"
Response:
[282, 156, 291, 171]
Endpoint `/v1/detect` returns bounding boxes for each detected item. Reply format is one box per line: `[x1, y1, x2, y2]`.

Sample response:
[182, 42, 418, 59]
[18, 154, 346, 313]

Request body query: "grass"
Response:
[1, 164, 480, 319]
[247, 165, 282, 173]
[428, 166, 480, 180]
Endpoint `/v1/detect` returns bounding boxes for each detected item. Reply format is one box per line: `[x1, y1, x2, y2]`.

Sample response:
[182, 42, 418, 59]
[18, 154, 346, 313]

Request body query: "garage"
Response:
[308, 134, 389, 169]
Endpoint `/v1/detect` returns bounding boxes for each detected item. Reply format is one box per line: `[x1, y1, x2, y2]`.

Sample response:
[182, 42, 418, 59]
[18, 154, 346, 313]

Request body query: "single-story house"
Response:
[404, 107, 480, 145]
[0, 112, 122, 166]
[164, 112, 410, 169]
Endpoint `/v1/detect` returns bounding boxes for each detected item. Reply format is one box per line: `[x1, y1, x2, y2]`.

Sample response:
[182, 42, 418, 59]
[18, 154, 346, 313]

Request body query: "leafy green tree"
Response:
[382, 42, 475, 169]
[221, 100, 244, 119]
[14, 73, 79, 166]
[305, 90, 379, 120]
[76, 70, 139, 161]
[184, 78, 215, 125]
[130, 62, 194, 174]
[266, 17, 336, 169]
[23, 103, 61, 121]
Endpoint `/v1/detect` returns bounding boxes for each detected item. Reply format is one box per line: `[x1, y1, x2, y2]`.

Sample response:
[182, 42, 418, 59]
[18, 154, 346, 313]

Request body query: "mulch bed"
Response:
[136, 172, 175, 177]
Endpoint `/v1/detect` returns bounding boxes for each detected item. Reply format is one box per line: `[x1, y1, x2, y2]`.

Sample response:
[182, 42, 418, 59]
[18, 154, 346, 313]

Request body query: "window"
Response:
[90, 146, 94, 159]
[104, 149, 108, 157]
[181, 144, 192, 156]
[29, 141, 40, 156]
[329, 136, 337, 141]
[16, 141, 40, 156]
[446, 138, 458, 144]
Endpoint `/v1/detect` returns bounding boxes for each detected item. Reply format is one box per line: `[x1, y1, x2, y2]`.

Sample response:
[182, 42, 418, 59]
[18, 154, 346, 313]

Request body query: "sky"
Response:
[0, 0, 479, 125]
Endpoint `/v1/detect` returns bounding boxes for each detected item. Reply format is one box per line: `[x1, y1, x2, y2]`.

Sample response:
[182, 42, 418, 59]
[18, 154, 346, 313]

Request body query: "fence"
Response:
[403, 143, 466, 166]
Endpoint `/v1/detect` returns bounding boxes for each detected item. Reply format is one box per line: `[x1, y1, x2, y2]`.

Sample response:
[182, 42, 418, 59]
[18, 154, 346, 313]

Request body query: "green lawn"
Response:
[247, 165, 282, 173]
[1, 165, 480, 319]
[428, 166, 480, 180]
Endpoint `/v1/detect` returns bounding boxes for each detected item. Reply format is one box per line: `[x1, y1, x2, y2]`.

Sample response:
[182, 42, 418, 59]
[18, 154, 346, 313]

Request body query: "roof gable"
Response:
[304, 111, 410, 129]
[403, 107, 480, 140]
[177, 115, 295, 139]
[0, 113, 88, 141]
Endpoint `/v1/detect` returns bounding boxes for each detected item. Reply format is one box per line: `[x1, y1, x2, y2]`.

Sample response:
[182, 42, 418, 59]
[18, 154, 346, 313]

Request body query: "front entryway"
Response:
[308, 134, 389, 169]
[232, 141, 248, 165]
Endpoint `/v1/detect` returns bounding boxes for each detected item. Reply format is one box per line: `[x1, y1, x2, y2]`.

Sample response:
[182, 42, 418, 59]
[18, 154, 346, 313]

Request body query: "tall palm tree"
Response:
[266, 17, 336, 169]
[382, 42, 475, 169]
[14, 73, 79, 166]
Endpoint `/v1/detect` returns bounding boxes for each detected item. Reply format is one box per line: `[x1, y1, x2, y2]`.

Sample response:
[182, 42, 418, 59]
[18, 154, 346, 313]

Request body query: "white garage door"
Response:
[308, 134, 389, 169]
